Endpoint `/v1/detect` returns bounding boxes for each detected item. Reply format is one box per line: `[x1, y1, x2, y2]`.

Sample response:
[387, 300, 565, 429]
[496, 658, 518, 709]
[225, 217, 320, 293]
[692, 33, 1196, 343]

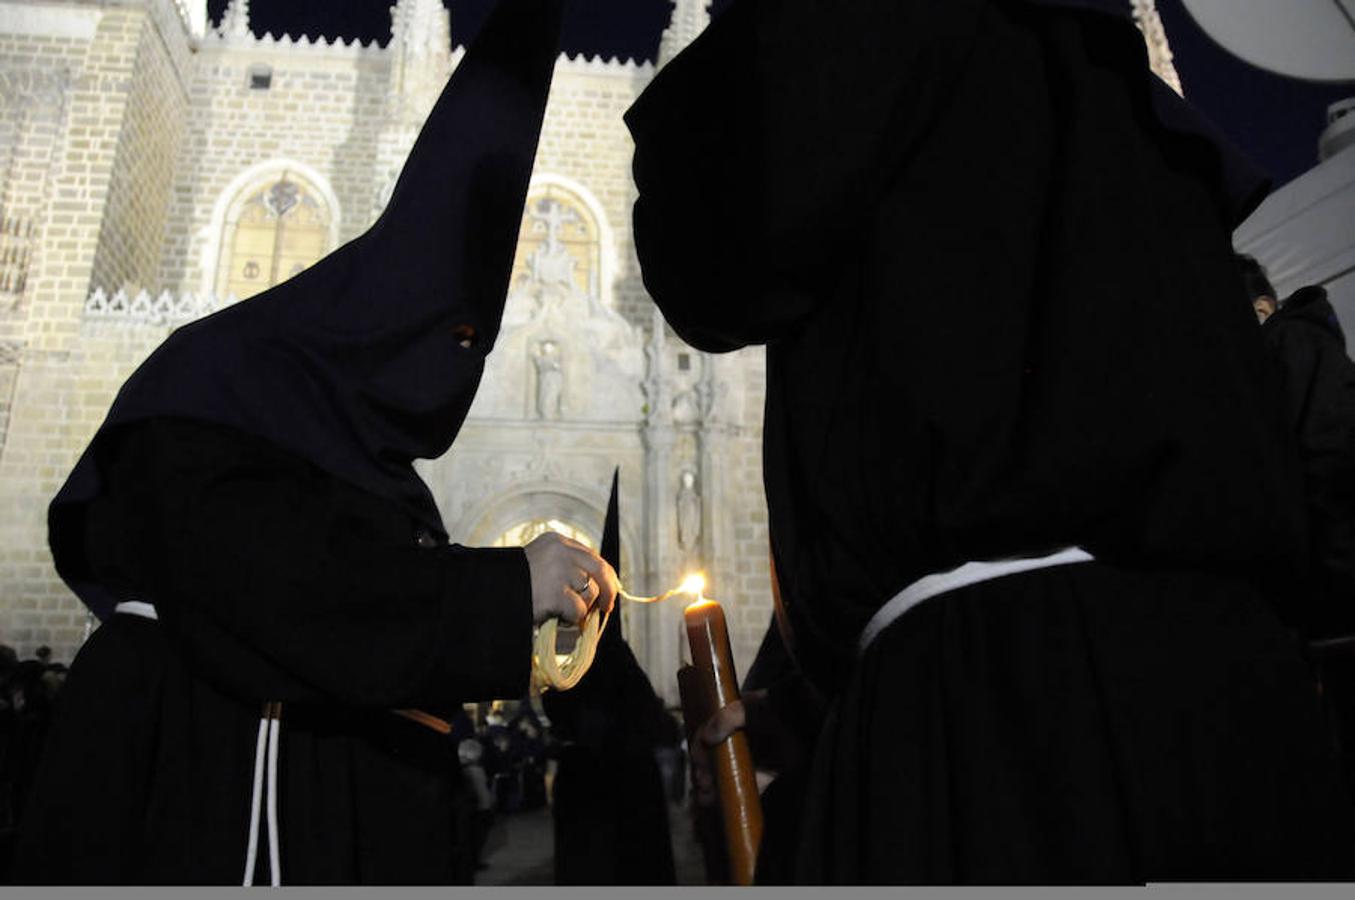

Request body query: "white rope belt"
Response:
[857, 547, 1095, 657]
[113, 601, 283, 886]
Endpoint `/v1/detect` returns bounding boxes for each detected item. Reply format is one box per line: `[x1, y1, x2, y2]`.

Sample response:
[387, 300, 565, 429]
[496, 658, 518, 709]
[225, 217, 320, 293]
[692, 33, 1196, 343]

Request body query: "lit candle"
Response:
[679, 575, 763, 886]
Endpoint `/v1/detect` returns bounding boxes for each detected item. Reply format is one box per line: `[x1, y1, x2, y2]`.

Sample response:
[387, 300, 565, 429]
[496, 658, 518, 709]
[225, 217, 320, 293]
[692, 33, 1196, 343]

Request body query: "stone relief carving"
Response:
[468, 186, 644, 425]
[372, 168, 400, 218]
[526, 198, 581, 291]
[533, 339, 564, 419]
[430, 442, 625, 543]
[676, 467, 702, 552]
[669, 352, 727, 427]
[695, 377, 721, 425]
[642, 311, 669, 428]
[671, 386, 700, 426]
[389, 0, 453, 124]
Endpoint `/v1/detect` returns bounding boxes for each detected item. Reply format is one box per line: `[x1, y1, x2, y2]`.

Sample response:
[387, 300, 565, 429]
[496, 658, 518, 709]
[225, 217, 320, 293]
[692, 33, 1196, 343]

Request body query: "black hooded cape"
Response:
[542, 470, 679, 885]
[12, 0, 563, 885]
[627, 0, 1355, 882]
[1264, 286, 1355, 637]
[1263, 286, 1355, 795]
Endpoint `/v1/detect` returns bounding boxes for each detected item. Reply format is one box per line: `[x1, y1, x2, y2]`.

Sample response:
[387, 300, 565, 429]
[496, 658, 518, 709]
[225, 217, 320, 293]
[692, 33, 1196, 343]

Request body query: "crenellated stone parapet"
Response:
[84, 287, 236, 327]
[558, 51, 654, 78]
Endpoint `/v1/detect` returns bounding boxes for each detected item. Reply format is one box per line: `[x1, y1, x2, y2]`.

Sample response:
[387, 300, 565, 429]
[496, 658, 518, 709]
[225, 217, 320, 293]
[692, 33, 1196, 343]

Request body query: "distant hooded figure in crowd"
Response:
[543, 473, 678, 885]
[1241, 254, 1355, 788]
[1240, 254, 1355, 636]
[457, 738, 495, 872]
[628, 0, 1355, 883]
[11, 0, 618, 885]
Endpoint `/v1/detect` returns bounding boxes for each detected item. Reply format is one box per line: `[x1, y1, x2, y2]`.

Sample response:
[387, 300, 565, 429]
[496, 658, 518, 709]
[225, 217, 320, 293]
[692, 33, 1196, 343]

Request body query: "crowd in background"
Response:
[0, 654, 688, 882]
[430, 697, 685, 876]
[0, 644, 66, 877]
[1239, 255, 1355, 789]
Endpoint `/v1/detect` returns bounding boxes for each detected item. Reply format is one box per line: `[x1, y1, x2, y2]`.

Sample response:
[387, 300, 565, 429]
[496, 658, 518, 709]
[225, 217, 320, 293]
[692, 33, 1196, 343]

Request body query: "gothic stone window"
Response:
[0, 216, 33, 300]
[216, 172, 332, 300]
[0, 343, 18, 453]
[510, 184, 601, 299]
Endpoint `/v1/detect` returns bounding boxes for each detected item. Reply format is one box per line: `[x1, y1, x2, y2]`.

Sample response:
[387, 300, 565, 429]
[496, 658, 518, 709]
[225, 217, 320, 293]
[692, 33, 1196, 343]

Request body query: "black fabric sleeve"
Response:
[1265, 324, 1355, 635]
[1266, 323, 1322, 435]
[88, 419, 533, 708]
[741, 617, 826, 771]
[624, 0, 983, 351]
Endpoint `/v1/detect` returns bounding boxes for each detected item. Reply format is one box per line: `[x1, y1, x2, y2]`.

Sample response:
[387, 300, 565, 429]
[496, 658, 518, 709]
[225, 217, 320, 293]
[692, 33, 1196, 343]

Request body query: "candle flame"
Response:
[618, 571, 708, 604]
[679, 572, 706, 597]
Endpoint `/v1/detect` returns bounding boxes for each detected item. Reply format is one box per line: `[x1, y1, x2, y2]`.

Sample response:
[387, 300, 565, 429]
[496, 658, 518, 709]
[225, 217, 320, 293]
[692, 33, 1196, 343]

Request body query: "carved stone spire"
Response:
[658, 0, 710, 67]
[218, 0, 251, 39]
[182, 0, 208, 38]
[389, 0, 454, 124]
[1130, 0, 1184, 96]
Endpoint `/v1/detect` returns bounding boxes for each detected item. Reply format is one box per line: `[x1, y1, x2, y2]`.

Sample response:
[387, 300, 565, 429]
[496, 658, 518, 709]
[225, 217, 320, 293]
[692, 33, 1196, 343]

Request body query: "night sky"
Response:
[206, 0, 1354, 188]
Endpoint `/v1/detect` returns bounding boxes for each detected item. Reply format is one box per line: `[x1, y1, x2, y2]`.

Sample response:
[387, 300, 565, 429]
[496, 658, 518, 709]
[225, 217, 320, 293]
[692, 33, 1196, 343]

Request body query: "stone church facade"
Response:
[0, 0, 774, 701]
[0, 0, 1179, 700]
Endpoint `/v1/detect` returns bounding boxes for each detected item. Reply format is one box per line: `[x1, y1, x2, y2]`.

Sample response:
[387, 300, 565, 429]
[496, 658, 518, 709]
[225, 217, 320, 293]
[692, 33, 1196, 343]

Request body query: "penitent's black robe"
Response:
[12, 0, 561, 885]
[627, 0, 1355, 883]
[11, 419, 532, 884]
[1263, 287, 1355, 637]
[1263, 286, 1355, 796]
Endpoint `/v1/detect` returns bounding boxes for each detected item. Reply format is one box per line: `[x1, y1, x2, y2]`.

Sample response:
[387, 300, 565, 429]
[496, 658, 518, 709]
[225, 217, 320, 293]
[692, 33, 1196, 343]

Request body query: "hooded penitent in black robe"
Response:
[627, 0, 1355, 883]
[543, 472, 678, 885]
[11, 0, 562, 885]
[1262, 285, 1355, 793]
[1263, 286, 1355, 637]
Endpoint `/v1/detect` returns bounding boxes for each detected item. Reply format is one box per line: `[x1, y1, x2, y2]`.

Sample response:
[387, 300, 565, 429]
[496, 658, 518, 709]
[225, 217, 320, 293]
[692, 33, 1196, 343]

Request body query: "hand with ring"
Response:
[523, 531, 619, 625]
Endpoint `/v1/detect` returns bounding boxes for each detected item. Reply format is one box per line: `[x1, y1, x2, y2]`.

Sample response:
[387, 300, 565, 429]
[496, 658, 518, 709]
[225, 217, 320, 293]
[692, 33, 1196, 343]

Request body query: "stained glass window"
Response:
[216, 172, 331, 300]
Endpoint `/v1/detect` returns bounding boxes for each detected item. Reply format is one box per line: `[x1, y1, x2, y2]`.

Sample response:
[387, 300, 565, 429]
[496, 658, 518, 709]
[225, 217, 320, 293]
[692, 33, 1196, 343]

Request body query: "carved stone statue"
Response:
[526, 198, 581, 289]
[671, 387, 700, 426]
[533, 339, 564, 419]
[677, 468, 702, 552]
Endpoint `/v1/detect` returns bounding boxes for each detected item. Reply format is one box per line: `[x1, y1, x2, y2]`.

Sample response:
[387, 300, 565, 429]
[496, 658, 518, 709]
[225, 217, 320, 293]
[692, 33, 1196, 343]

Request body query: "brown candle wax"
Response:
[684, 599, 741, 704]
[684, 595, 763, 886]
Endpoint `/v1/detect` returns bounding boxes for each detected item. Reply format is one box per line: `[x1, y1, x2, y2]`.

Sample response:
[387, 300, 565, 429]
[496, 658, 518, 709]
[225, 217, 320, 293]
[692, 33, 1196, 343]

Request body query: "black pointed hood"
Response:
[50, 0, 563, 621]
[600, 467, 621, 639]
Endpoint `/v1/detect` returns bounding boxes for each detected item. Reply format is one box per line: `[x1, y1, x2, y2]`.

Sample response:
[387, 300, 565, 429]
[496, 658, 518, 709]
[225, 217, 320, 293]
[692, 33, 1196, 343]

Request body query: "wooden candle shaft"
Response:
[684, 600, 764, 886]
